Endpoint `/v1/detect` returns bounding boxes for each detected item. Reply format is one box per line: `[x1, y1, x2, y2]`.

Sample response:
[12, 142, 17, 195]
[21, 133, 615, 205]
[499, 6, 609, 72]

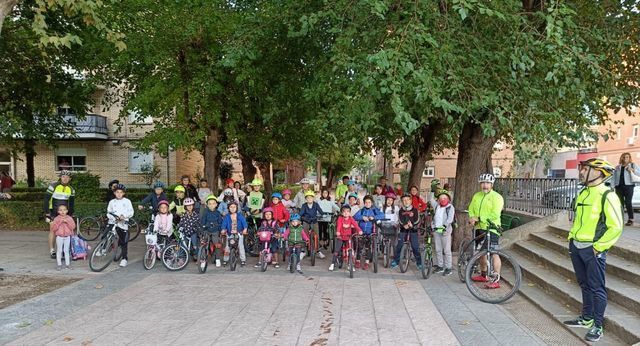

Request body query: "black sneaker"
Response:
[443, 268, 453, 276]
[50, 251, 56, 259]
[585, 326, 603, 342]
[563, 316, 594, 329]
[434, 266, 444, 273]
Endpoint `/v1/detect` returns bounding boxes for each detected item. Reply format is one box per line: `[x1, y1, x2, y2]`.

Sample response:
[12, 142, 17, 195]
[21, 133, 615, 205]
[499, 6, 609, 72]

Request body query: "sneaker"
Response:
[274, 263, 280, 268]
[355, 260, 361, 269]
[434, 266, 444, 273]
[329, 263, 335, 271]
[254, 262, 261, 268]
[300, 252, 306, 260]
[417, 264, 423, 270]
[296, 264, 302, 273]
[585, 326, 603, 342]
[241, 261, 246, 267]
[50, 249, 56, 259]
[390, 261, 398, 268]
[363, 262, 370, 271]
[563, 316, 594, 329]
[215, 259, 221, 267]
[65, 265, 72, 270]
[222, 261, 228, 266]
[471, 275, 488, 282]
[484, 281, 500, 289]
[119, 259, 128, 267]
[318, 251, 326, 259]
[56, 265, 62, 271]
[443, 268, 453, 276]
[626, 220, 633, 226]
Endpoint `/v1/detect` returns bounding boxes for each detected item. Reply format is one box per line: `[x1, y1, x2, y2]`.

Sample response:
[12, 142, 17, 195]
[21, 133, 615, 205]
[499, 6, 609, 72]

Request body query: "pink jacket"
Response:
[50, 215, 75, 237]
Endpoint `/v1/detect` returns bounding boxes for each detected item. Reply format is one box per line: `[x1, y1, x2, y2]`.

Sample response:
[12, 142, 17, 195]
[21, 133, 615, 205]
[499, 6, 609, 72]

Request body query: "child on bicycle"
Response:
[139, 181, 167, 214]
[329, 204, 362, 271]
[354, 195, 384, 270]
[107, 184, 134, 267]
[318, 189, 339, 251]
[281, 189, 295, 214]
[282, 213, 309, 273]
[171, 185, 186, 224]
[269, 192, 290, 233]
[154, 200, 173, 247]
[255, 207, 281, 268]
[380, 192, 400, 240]
[221, 201, 248, 266]
[429, 190, 455, 276]
[299, 190, 326, 259]
[50, 204, 75, 270]
[201, 195, 223, 267]
[391, 193, 422, 270]
[177, 198, 201, 257]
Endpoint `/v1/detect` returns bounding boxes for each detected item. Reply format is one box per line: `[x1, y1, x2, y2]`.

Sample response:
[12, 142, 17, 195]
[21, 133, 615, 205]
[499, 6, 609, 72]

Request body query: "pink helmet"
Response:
[282, 189, 292, 195]
[385, 192, 397, 200]
[158, 200, 169, 207]
[183, 198, 195, 206]
[262, 207, 274, 215]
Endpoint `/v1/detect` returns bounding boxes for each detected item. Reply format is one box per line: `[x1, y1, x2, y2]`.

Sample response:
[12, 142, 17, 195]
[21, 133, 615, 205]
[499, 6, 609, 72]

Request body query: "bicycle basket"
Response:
[145, 233, 157, 246]
[258, 230, 272, 242]
[379, 225, 397, 236]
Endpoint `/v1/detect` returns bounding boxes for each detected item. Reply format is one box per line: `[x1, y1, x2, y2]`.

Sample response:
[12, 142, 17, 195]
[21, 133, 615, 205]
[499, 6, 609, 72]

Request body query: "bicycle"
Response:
[161, 228, 191, 271]
[288, 240, 306, 274]
[303, 220, 319, 266]
[378, 222, 397, 268]
[257, 227, 276, 272]
[77, 213, 141, 242]
[327, 212, 338, 254]
[464, 219, 522, 304]
[226, 231, 240, 271]
[89, 212, 123, 272]
[420, 228, 434, 280]
[242, 208, 259, 257]
[397, 228, 421, 274]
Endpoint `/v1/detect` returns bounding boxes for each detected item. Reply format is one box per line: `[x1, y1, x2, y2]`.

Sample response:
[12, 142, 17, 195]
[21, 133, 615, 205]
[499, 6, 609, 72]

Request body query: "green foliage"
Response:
[219, 162, 233, 182]
[140, 163, 161, 188]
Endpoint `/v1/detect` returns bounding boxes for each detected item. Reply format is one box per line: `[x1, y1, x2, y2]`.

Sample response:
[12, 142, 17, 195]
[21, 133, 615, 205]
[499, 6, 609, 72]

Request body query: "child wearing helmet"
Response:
[221, 201, 248, 266]
[269, 192, 290, 232]
[318, 189, 339, 251]
[201, 195, 224, 267]
[429, 190, 456, 276]
[105, 179, 119, 202]
[154, 200, 174, 245]
[255, 207, 281, 268]
[107, 184, 134, 267]
[281, 189, 295, 214]
[177, 197, 202, 256]
[218, 178, 247, 204]
[218, 188, 235, 216]
[329, 204, 362, 272]
[299, 190, 326, 259]
[247, 179, 265, 221]
[139, 181, 168, 214]
[293, 178, 314, 209]
[354, 195, 384, 270]
[170, 185, 187, 224]
[282, 214, 310, 273]
[391, 194, 422, 270]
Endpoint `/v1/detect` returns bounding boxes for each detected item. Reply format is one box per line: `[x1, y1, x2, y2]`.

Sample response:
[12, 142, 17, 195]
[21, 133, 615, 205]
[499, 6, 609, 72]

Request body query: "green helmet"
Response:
[174, 185, 186, 193]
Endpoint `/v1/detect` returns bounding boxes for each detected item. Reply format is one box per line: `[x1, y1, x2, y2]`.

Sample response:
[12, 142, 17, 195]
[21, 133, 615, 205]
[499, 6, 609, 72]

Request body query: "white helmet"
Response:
[478, 173, 495, 184]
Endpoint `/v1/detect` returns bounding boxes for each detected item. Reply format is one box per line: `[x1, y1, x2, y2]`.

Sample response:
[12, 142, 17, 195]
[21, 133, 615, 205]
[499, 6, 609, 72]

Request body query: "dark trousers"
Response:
[569, 241, 607, 327]
[394, 231, 421, 264]
[116, 227, 129, 260]
[318, 221, 329, 242]
[615, 185, 634, 220]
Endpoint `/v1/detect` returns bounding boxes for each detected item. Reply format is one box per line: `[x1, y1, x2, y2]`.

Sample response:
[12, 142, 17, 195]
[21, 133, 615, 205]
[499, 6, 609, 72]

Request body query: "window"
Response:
[422, 166, 435, 178]
[55, 148, 87, 172]
[547, 169, 566, 178]
[493, 167, 502, 178]
[0, 150, 12, 176]
[127, 109, 153, 124]
[634, 125, 639, 138]
[129, 149, 153, 173]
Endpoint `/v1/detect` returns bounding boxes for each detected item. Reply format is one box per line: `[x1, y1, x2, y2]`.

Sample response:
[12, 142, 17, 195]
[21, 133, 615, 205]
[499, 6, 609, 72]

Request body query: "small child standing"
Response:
[154, 200, 173, 246]
[50, 204, 75, 270]
[430, 190, 455, 275]
[107, 184, 135, 267]
[201, 195, 223, 267]
[177, 198, 201, 257]
[282, 214, 309, 274]
[391, 193, 422, 270]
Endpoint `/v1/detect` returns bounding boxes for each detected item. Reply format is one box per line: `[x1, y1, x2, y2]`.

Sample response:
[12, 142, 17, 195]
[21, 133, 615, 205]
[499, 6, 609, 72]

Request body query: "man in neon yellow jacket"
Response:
[467, 173, 504, 289]
[563, 158, 622, 342]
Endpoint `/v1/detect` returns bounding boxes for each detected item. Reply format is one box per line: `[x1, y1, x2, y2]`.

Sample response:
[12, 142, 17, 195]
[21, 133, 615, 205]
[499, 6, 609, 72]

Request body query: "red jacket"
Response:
[336, 216, 362, 241]
[412, 195, 427, 213]
[270, 202, 290, 227]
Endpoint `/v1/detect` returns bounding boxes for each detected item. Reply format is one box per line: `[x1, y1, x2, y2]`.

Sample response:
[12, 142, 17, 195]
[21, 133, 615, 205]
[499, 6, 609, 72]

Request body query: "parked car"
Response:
[541, 184, 584, 209]
[632, 185, 640, 210]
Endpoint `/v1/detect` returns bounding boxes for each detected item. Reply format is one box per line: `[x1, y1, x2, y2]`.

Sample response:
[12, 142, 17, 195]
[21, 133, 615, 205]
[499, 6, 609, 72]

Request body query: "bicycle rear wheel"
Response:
[383, 240, 391, 268]
[143, 248, 156, 270]
[259, 250, 268, 272]
[162, 243, 189, 271]
[127, 219, 142, 242]
[309, 234, 317, 266]
[465, 250, 522, 304]
[197, 245, 209, 274]
[78, 217, 102, 241]
[399, 244, 410, 273]
[372, 237, 378, 273]
[348, 249, 354, 279]
[290, 252, 297, 273]
[421, 247, 433, 279]
[230, 248, 238, 271]
[457, 239, 473, 283]
[89, 234, 117, 272]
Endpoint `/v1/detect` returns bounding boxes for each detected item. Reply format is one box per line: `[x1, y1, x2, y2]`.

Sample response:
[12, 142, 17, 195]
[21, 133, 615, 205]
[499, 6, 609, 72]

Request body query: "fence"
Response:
[494, 178, 580, 217]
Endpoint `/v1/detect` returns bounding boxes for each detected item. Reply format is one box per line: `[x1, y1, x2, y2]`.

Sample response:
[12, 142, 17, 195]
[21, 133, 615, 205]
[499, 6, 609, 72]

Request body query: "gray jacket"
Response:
[614, 163, 640, 187]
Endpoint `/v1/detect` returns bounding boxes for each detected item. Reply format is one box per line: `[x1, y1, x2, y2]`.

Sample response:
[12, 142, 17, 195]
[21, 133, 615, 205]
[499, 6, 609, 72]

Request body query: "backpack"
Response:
[70, 235, 90, 260]
[445, 205, 458, 231]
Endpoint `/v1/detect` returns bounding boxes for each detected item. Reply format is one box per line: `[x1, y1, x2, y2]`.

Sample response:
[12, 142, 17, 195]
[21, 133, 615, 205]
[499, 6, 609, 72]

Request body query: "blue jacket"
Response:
[217, 201, 229, 216]
[140, 192, 167, 214]
[299, 202, 323, 224]
[354, 207, 384, 235]
[201, 208, 223, 233]
[222, 212, 248, 233]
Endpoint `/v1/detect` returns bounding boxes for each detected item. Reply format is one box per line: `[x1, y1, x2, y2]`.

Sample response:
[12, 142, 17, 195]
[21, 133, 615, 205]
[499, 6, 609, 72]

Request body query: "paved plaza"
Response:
[0, 231, 587, 345]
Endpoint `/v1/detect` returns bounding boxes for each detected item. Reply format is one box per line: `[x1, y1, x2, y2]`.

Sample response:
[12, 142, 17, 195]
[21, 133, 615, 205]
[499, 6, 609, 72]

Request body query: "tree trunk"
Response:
[407, 123, 440, 189]
[326, 165, 335, 189]
[239, 150, 257, 184]
[24, 139, 35, 187]
[316, 159, 322, 189]
[452, 120, 498, 250]
[204, 126, 221, 194]
[257, 161, 272, 199]
[0, 0, 19, 37]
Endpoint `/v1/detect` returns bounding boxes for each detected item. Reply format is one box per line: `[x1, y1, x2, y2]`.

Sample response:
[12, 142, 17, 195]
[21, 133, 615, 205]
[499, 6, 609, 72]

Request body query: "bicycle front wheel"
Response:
[309, 234, 317, 266]
[89, 234, 117, 272]
[348, 249, 354, 279]
[127, 219, 142, 242]
[399, 244, 410, 273]
[78, 217, 102, 241]
[372, 237, 378, 273]
[229, 248, 238, 271]
[421, 247, 433, 280]
[143, 248, 156, 270]
[162, 243, 189, 271]
[197, 245, 209, 274]
[465, 250, 522, 304]
[383, 240, 391, 268]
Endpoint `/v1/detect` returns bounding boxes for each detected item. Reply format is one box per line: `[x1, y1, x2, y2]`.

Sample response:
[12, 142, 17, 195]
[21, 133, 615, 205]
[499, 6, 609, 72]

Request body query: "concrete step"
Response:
[508, 250, 640, 345]
[548, 225, 640, 266]
[531, 230, 640, 287]
[514, 238, 640, 314]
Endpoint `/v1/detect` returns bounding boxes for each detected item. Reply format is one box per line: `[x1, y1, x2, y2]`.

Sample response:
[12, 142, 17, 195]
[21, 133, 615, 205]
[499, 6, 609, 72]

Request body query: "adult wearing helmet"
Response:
[468, 173, 504, 288]
[563, 158, 622, 342]
[105, 179, 120, 202]
[44, 170, 76, 259]
[138, 181, 168, 214]
[293, 178, 315, 209]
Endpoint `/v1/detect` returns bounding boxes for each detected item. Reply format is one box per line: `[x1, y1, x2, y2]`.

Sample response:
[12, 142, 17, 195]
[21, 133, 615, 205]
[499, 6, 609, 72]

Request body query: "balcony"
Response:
[62, 114, 109, 140]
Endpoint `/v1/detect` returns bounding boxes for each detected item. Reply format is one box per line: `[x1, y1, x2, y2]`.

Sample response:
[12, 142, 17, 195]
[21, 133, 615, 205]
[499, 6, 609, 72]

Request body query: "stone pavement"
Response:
[0, 231, 585, 345]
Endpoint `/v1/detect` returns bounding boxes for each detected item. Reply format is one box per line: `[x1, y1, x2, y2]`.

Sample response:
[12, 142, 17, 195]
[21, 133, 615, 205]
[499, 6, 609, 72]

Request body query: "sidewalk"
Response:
[0, 231, 584, 345]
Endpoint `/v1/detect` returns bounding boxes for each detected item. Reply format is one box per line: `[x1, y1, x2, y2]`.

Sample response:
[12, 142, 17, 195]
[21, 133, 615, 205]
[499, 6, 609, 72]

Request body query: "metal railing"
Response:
[494, 178, 580, 217]
[63, 114, 108, 135]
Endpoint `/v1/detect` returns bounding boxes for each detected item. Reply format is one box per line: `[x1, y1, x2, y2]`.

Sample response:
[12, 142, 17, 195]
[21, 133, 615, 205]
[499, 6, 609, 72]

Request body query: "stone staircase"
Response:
[505, 213, 640, 345]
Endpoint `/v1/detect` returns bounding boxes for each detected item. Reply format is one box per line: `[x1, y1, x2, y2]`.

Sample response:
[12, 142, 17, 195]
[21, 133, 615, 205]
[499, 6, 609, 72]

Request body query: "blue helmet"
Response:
[290, 213, 301, 221]
[271, 192, 282, 199]
[152, 181, 165, 189]
[347, 180, 356, 186]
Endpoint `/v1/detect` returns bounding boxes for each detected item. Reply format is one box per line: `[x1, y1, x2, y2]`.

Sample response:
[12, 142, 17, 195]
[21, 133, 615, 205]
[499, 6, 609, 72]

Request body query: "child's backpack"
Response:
[70, 235, 90, 260]
[445, 206, 458, 231]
